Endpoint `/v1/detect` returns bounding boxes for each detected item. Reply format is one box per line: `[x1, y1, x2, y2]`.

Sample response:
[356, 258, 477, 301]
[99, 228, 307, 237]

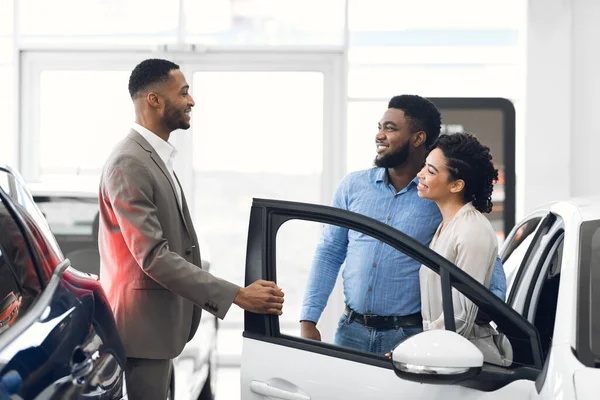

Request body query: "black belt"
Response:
[345, 306, 422, 329]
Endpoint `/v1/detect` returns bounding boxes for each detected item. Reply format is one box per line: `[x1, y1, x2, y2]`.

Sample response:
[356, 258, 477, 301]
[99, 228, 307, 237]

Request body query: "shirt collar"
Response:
[373, 168, 419, 188]
[132, 122, 177, 166]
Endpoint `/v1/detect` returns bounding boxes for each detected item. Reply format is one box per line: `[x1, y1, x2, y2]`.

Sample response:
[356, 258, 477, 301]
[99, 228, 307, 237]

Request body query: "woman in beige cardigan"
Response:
[416, 132, 509, 366]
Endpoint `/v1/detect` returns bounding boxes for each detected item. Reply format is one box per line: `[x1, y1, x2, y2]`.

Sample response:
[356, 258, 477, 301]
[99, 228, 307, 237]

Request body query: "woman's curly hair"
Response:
[429, 132, 499, 213]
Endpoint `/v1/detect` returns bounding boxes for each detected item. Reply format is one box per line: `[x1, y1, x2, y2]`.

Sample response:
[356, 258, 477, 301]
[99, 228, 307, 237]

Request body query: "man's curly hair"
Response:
[429, 132, 498, 213]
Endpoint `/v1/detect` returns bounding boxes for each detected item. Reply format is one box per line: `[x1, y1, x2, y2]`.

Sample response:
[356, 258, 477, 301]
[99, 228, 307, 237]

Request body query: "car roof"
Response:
[527, 196, 600, 225]
[558, 196, 600, 222]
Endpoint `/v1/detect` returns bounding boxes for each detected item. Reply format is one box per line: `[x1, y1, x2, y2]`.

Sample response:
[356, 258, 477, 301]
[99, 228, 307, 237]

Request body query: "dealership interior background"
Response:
[2, 0, 600, 399]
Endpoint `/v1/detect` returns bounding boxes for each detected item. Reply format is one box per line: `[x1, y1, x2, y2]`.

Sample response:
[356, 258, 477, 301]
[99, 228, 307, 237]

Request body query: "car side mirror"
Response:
[391, 330, 483, 384]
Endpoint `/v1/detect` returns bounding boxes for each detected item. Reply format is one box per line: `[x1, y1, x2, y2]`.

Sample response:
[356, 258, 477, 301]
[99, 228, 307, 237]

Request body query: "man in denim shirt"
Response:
[300, 95, 506, 354]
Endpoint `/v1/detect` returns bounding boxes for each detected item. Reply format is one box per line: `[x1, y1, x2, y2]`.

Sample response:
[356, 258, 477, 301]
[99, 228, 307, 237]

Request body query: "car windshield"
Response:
[34, 196, 97, 236]
[578, 219, 600, 367]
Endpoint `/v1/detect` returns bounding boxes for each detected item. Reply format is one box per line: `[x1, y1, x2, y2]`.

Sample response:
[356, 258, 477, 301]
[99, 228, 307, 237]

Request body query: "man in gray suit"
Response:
[98, 58, 285, 400]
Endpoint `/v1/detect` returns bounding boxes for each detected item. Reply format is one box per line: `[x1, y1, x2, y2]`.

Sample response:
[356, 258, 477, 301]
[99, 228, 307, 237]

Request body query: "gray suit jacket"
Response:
[98, 130, 240, 359]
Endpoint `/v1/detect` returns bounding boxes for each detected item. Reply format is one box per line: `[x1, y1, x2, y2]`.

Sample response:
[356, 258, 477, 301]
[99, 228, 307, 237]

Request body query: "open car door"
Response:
[240, 198, 546, 400]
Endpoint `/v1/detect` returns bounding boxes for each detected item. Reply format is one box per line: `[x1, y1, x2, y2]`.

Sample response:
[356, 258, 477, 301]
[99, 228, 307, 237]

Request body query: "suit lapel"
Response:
[128, 130, 191, 235]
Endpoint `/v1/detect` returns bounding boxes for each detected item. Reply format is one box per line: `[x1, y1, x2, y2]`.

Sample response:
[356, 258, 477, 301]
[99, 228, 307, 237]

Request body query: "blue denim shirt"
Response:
[300, 168, 507, 323]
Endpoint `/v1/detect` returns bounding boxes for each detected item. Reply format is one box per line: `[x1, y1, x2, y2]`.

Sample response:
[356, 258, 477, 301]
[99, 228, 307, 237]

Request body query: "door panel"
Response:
[242, 338, 538, 400]
[242, 198, 542, 398]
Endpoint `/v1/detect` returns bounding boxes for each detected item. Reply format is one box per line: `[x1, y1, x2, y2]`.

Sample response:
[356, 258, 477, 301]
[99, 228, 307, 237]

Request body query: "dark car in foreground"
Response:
[0, 165, 125, 399]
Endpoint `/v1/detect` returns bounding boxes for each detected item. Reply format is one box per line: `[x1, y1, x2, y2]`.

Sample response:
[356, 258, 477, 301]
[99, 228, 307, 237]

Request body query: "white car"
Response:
[28, 182, 218, 400]
[240, 197, 600, 399]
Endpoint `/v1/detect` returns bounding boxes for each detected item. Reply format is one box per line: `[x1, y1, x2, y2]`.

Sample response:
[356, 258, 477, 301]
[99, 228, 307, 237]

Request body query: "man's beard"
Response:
[164, 101, 190, 131]
[374, 142, 410, 168]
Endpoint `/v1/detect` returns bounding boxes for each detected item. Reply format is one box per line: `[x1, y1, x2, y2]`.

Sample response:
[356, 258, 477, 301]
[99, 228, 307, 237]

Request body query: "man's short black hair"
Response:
[128, 58, 180, 98]
[388, 95, 442, 146]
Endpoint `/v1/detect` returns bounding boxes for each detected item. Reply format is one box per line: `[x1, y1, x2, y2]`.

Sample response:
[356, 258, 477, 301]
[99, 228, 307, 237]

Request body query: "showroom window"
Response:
[0, 0, 15, 167]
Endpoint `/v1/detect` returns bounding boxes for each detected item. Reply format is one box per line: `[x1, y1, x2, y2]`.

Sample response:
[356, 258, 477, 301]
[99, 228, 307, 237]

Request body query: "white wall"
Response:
[571, 0, 600, 197]
[525, 0, 600, 212]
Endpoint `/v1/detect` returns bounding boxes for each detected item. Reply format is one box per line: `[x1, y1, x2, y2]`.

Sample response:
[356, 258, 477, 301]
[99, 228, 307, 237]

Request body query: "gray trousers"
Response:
[125, 357, 172, 400]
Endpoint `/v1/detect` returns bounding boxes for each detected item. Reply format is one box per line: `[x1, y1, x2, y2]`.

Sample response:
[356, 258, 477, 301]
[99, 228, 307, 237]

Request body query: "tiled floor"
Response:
[215, 367, 241, 400]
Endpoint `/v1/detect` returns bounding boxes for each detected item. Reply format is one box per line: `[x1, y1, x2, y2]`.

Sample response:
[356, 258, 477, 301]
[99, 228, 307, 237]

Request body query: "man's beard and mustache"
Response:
[374, 142, 410, 168]
[164, 100, 190, 131]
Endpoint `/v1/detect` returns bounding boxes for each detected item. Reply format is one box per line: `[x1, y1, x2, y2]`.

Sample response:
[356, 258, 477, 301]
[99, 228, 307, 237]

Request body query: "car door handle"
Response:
[250, 381, 310, 400]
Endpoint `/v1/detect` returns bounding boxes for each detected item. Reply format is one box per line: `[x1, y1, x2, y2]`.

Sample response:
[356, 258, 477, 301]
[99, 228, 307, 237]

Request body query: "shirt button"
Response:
[372, 262, 377, 267]
[368, 287, 372, 292]
[387, 216, 391, 221]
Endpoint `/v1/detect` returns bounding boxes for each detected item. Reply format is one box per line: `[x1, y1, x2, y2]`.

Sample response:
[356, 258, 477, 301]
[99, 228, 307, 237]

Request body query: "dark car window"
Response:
[577, 219, 600, 367]
[14, 190, 63, 260]
[0, 170, 63, 260]
[0, 199, 42, 335]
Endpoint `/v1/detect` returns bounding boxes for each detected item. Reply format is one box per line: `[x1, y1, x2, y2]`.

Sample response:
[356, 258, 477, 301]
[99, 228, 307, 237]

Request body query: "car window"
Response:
[577, 219, 600, 367]
[501, 216, 542, 282]
[0, 199, 42, 335]
[276, 218, 431, 347]
[505, 215, 557, 308]
[529, 234, 563, 359]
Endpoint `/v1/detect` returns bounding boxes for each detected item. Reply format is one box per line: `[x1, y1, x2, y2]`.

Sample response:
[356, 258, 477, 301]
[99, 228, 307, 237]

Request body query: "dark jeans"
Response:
[333, 312, 423, 354]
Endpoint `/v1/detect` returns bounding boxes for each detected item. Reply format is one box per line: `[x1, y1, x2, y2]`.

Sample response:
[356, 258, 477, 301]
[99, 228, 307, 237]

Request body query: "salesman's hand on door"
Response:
[234, 279, 284, 315]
